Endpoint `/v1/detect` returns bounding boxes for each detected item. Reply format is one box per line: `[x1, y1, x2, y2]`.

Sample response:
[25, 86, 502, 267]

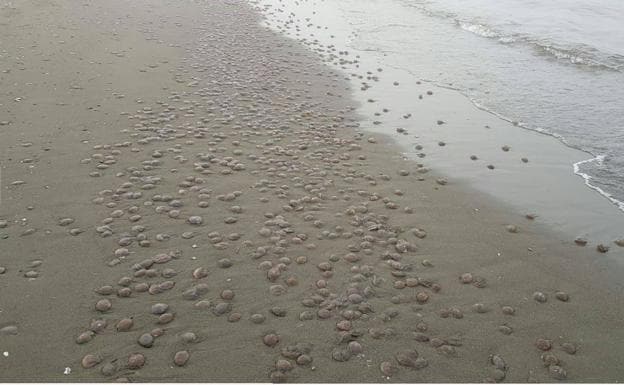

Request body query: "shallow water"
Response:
[343, 0, 624, 210]
[390, 0, 624, 209]
[411, 0, 624, 70]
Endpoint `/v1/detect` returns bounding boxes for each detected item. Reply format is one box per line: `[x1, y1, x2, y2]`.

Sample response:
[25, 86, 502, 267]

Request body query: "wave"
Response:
[457, 20, 623, 71]
[405, 1, 624, 72]
[574, 156, 624, 212]
[467, 100, 624, 213]
[457, 22, 505, 40]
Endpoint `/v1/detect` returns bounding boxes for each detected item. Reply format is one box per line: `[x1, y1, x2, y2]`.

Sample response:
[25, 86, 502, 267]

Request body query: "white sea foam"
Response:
[457, 22, 500, 39]
[574, 156, 624, 212]
[408, 0, 624, 72]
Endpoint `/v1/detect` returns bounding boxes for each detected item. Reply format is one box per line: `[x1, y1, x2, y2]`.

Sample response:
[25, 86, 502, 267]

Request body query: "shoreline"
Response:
[251, 0, 624, 249]
[1, 0, 624, 382]
[426, 78, 624, 218]
[427, 78, 624, 215]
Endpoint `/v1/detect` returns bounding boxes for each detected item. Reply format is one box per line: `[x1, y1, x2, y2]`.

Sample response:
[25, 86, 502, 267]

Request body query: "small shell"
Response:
[81, 354, 101, 369]
[158, 313, 175, 324]
[535, 338, 553, 351]
[187, 216, 203, 225]
[138, 333, 154, 348]
[459, 273, 473, 284]
[561, 342, 577, 355]
[95, 285, 115, 295]
[395, 349, 419, 368]
[415, 292, 429, 303]
[413, 332, 429, 342]
[501, 306, 515, 315]
[192, 267, 208, 279]
[541, 353, 560, 367]
[549, 365, 567, 380]
[76, 331, 95, 344]
[180, 332, 198, 343]
[380, 361, 398, 377]
[331, 348, 351, 362]
[296, 354, 313, 366]
[555, 291, 569, 302]
[127, 353, 145, 369]
[263, 333, 280, 347]
[336, 320, 351, 331]
[348, 341, 363, 354]
[174, 350, 190, 366]
[95, 299, 112, 312]
[116, 318, 133, 332]
[490, 355, 506, 370]
[212, 302, 232, 316]
[151, 303, 169, 315]
[275, 359, 293, 372]
[533, 291, 547, 303]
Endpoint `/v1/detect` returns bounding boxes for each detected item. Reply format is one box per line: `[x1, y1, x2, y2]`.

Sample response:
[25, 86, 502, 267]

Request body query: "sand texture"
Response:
[0, 0, 623, 382]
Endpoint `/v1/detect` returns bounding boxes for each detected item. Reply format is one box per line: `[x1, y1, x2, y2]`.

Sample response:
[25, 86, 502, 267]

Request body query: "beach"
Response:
[0, 0, 623, 382]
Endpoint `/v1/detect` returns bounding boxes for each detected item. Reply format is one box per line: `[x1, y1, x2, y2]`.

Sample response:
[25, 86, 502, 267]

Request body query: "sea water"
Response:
[392, 0, 624, 209]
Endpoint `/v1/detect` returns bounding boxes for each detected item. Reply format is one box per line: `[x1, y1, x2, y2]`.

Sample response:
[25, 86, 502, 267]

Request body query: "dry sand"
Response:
[0, 0, 623, 382]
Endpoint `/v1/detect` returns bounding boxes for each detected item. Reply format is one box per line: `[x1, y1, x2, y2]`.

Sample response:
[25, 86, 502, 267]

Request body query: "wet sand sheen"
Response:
[0, 0, 624, 382]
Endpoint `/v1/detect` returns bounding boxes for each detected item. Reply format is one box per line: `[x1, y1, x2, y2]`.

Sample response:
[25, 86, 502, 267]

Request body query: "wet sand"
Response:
[1, 0, 623, 382]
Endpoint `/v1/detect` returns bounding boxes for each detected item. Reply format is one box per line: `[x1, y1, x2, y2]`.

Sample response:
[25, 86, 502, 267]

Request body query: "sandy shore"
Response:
[1, 0, 623, 382]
